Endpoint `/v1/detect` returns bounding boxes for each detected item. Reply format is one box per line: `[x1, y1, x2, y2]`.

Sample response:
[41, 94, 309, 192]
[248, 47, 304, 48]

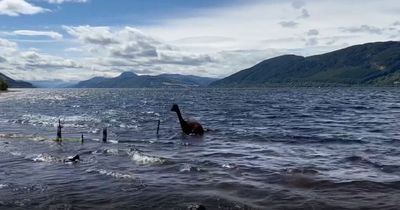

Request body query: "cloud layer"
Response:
[13, 30, 63, 40]
[0, 0, 400, 81]
[0, 0, 48, 16]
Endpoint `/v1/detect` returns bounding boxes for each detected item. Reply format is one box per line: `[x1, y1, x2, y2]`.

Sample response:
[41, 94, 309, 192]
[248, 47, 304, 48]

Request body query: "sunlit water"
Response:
[0, 88, 400, 210]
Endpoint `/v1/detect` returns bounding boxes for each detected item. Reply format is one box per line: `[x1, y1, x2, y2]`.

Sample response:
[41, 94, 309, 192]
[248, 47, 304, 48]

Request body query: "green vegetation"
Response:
[0, 72, 34, 88]
[0, 79, 8, 91]
[210, 41, 400, 87]
[73, 72, 217, 88]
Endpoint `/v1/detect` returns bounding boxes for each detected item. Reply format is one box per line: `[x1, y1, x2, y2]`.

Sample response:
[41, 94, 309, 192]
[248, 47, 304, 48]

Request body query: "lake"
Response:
[0, 88, 399, 210]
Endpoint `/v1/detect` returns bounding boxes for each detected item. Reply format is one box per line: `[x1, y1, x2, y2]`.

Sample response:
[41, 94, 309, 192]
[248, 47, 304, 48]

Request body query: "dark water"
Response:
[0, 88, 400, 210]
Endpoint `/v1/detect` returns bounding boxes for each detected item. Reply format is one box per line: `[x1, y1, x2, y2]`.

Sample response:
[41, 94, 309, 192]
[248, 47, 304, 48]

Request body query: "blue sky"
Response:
[3, 0, 242, 28]
[0, 0, 399, 81]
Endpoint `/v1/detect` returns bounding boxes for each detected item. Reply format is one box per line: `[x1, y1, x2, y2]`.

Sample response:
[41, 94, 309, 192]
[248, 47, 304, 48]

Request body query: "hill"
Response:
[0, 72, 35, 88]
[210, 41, 400, 87]
[73, 72, 217, 88]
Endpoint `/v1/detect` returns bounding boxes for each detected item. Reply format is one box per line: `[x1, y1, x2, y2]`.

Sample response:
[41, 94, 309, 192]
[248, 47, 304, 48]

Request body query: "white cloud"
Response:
[20, 50, 79, 68]
[0, 0, 49, 16]
[65, 47, 83, 52]
[46, 0, 88, 4]
[0, 37, 84, 81]
[63, 25, 118, 45]
[0, 38, 17, 48]
[3, 0, 400, 81]
[62, 26, 216, 76]
[13, 30, 63, 40]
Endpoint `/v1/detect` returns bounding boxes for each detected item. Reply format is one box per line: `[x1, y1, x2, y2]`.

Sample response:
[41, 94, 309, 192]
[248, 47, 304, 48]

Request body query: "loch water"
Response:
[0, 88, 400, 210]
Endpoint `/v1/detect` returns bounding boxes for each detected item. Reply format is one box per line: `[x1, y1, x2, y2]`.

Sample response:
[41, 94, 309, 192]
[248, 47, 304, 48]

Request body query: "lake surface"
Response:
[0, 88, 400, 210]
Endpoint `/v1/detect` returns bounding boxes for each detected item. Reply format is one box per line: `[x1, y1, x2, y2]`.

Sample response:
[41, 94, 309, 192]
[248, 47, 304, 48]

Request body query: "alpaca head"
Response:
[171, 104, 179, 112]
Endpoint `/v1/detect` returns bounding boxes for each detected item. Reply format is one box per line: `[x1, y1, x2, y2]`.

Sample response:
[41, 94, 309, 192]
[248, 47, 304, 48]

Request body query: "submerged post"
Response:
[81, 133, 84, 144]
[102, 127, 107, 143]
[56, 119, 62, 141]
[156, 119, 160, 137]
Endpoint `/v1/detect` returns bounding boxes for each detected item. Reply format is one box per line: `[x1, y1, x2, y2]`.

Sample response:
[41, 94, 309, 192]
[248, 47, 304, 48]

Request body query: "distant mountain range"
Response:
[211, 41, 400, 87]
[72, 72, 217, 88]
[3, 41, 400, 89]
[29, 80, 78, 88]
[0, 72, 34, 88]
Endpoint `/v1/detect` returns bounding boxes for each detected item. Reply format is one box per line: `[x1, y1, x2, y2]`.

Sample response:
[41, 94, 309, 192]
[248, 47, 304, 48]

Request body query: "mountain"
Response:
[29, 79, 78, 88]
[72, 72, 217, 88]
[210, 41, 400, 87]
[0, 72, 35, 88]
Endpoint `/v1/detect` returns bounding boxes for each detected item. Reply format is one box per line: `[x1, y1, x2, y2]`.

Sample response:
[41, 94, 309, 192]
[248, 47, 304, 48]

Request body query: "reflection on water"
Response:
[0, 88, 400, 209]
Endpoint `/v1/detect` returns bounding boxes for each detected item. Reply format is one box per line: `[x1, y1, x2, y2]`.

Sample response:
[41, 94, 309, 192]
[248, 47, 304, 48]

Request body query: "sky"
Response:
[0, 0, 399, 82]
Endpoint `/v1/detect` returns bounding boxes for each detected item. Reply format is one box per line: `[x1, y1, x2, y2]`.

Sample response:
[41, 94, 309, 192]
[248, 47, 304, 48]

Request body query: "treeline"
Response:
[0, 79, 8, 91]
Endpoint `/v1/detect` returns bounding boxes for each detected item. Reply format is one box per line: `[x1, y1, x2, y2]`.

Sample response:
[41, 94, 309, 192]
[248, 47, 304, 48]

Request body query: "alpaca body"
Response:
[171, 104, 204, 136]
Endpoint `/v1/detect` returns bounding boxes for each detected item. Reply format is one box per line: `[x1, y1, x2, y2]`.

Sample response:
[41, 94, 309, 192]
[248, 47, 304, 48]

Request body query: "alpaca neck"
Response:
[175, 109, 187, 129]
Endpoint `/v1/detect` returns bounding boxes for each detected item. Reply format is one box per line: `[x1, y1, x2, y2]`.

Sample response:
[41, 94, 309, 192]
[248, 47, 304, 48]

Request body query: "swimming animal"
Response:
[170, 104, 204, 136]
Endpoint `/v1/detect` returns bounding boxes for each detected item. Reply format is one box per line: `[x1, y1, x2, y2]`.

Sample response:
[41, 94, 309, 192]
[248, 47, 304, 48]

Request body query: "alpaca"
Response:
[171, 104, 204, 135]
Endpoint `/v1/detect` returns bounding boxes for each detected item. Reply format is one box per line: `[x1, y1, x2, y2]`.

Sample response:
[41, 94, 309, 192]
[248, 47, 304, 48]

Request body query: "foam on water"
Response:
[179, 163, 201, 173]
[12, 114, 100, 128]
[86, 168, 136, 180]
[128, 150, 165, 165]
[29, 154, 58, 163]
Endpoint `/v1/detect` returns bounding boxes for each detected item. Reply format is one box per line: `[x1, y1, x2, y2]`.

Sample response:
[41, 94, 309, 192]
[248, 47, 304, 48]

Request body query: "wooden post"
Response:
[156, 119, 160, 136]
[56, 119, 62, 141]
[102, 127, 107, 143]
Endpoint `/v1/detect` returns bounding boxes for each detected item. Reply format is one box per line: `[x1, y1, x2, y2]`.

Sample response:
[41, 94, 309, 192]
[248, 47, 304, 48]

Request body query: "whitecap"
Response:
[29, 154, 57, 163]
[86, 168, 135, 180]
[10, 151, 23, 157]
[108, 140, 118, 144]
[179, 163, 201, 173]
[105, 148, 119, 155]
[222, 163, 236, 169]
[14, 114, 100, 128]
[128, 151, 165, 165]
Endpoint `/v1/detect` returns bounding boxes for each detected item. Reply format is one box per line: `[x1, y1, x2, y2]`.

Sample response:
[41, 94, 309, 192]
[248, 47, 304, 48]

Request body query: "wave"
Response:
[282, 167, 320, 175]
[343, 155, 400, 174]
[86, 168, 135, 180]
[26, 153, 82, 164]
[222, 163, 237, 169]
[0, 184, 8, 189]
[128, 150, 165, 165]
[179, 163, 202, 173]
[92, 148, 121, 155]
[28, 153, 59, 163]
[11, 114, 101, 128]
[264, 134, 367, 144]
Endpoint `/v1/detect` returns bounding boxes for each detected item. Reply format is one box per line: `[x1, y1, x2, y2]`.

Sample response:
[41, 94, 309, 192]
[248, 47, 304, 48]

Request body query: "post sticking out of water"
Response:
[56, 119, 62, 141]
[156, 119, 160, 137]
[81, 133, 84, 144]
[102, 127, 107, 143]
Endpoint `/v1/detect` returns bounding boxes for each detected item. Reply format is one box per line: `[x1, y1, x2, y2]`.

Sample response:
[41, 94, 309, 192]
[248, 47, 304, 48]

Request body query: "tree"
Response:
[0, 79, 8, 91]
